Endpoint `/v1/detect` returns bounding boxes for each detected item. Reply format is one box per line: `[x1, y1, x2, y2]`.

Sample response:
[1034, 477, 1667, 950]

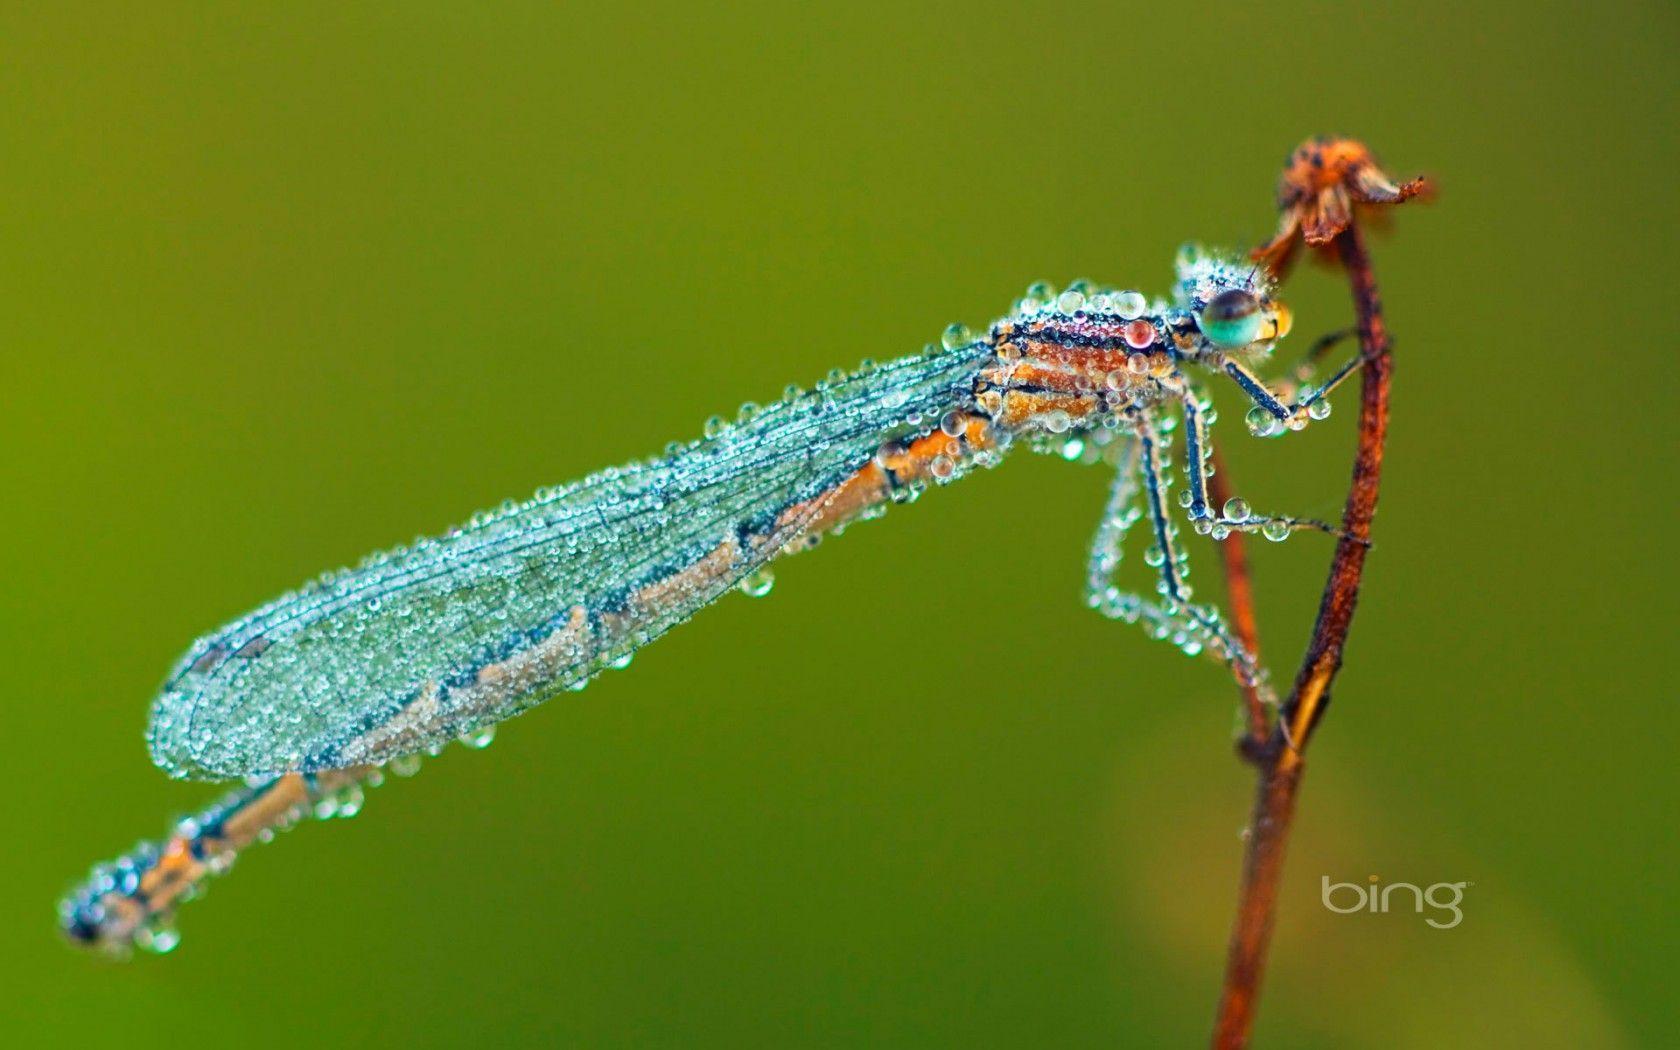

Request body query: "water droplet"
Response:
[459, 725, 497, 749]
[1113, 291, 1147, 319]
[1056, 289, 1085, 314]
[136, 920, 180, 954]
[336, 784, 365, 818]
[702, 415, 728, 439]
[1245, 406, 1281, 437]
[739, 567, 775, 597]
[1223, 497, 1251, 521]
[941, 323, 972, 350]
[389, 754, 423, 778]
[1308, 399, 1333, 421]
[1262, 520, 1291, 542]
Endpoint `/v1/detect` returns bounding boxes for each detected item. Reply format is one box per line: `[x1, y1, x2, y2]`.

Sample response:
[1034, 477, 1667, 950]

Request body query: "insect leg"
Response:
[1084, 438, 1204, 650]
[1082, 409, 1273, 702]
[1084, 437, 1145, 607]
[1178, 389, 1357, 544]
[1221, 354, 1356, 440]
[1289, 327, 1354, 388]
[1295, 352, 1364, 415]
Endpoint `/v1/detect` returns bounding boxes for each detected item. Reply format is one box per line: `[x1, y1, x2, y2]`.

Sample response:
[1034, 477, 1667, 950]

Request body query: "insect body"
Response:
[63, 249, 1355, 953]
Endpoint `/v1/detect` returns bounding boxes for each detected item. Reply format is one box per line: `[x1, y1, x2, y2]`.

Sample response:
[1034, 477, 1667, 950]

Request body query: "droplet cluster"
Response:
[146, 340, 996, 782]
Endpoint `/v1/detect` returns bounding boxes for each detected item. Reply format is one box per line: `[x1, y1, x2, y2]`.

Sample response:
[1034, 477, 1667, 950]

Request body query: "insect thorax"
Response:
[974, 308, 1190, 446]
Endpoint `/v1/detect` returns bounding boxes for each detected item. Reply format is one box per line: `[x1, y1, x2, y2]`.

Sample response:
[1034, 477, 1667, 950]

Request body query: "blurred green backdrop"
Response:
[2, 3, 1673, 1047]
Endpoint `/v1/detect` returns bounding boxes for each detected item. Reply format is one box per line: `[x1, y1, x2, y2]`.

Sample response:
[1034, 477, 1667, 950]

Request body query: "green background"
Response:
[2, 3, 1673, 1046]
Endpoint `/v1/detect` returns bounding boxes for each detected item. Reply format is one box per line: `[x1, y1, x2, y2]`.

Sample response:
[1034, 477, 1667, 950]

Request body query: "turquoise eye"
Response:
[1198, 289, 1264, 349]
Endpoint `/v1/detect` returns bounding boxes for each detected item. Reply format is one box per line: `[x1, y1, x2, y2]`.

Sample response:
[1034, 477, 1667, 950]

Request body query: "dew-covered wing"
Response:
[146, 345, 987, 780]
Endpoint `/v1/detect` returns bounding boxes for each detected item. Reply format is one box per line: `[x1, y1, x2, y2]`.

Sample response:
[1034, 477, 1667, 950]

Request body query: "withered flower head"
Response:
[1252, 138, 1429, 275]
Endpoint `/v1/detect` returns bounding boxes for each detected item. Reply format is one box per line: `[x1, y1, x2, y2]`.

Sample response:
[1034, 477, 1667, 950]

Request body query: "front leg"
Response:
[1221, 353, 1361, 438]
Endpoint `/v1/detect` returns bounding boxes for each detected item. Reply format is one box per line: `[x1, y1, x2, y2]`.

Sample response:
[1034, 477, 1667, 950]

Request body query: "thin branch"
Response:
[1206, 448, 1268, 747]
[1208, 138, 1423, 1050]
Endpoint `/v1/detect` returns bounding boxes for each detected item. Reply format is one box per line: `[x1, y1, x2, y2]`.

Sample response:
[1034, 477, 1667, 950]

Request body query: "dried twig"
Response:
[1208, 139, 1426, 1049]
[1205, 448, 1267, 745]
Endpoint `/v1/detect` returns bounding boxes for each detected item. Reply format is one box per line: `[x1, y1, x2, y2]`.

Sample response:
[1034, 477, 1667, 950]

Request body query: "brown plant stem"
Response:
[1209, 218, 1395, 1049]
[1206, 448, 1268, 745]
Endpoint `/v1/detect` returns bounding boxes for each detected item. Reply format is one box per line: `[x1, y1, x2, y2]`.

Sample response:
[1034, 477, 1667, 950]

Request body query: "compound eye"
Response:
[1198, 289, 1264, 349]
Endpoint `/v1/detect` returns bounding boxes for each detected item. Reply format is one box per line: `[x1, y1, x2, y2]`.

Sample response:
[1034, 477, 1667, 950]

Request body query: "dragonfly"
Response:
[61, 246, 1362, 954]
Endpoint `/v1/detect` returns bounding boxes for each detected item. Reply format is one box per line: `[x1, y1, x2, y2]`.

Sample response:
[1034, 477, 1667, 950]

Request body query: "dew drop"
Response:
[459, 725, 498, 750]
[1262, 520, 1291, 542]
[1123, 320, 1157, 350]
[739, 567, 775, 598]
[1223, 497, 1251, 521]
[136, 921, 180, 954]
[1308, 399, 1333, 421]
[1113, 291, 1147, 319]
[941, 323, 972, 350]
[1245, 406, 1281, 437]
[389, 754, 423, 778]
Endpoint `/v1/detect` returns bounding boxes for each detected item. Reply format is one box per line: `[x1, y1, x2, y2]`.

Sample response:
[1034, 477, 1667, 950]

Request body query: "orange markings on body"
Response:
[998, 390, 1100, 428]
[796, 413, 995, 538]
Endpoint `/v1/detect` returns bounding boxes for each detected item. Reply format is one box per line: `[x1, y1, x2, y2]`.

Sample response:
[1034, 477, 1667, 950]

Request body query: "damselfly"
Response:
[62, 247, 1360, 953]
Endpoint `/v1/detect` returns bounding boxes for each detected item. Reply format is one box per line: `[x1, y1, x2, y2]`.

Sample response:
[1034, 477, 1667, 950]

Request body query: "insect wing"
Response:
[147, 345, 987, 779]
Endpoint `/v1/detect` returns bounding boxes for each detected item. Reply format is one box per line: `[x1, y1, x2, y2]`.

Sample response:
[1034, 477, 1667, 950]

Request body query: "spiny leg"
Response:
[1176, 386, 1353, 543]
[1085, 440, 1210, 649]
[1084, 411, 1274, 705]
[1286, 327, 1367, 420]
[1221, 354, 1359, 439]
[1084, 438, 1143, 607]
[1290, 328, 1353, 386]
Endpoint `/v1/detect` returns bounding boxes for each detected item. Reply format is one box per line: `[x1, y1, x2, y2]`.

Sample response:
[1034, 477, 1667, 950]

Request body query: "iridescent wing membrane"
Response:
[149, 344, 989, 780]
